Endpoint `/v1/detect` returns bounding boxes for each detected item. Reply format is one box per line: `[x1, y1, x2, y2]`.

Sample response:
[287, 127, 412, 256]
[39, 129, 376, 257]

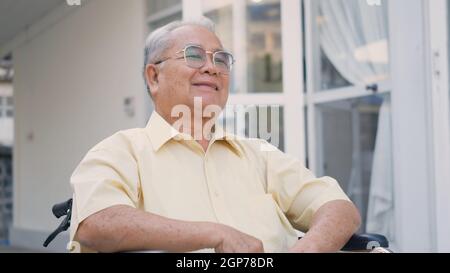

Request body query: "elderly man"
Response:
[69, 18, 361, 253]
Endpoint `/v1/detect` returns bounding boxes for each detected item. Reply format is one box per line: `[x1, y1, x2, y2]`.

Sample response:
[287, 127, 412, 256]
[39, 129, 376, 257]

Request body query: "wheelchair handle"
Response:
[44, 198, 73, 247]
[52, 199, 72, 219]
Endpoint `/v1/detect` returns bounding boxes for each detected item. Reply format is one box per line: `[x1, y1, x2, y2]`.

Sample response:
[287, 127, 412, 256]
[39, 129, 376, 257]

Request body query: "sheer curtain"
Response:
[318, 0, 389, 84]
[317, 0, 394, 240]
[366, 97, 394, 240]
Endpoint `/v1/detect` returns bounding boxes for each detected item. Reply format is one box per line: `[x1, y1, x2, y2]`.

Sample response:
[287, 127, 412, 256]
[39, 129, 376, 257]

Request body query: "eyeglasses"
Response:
[154, 44, 235, 75]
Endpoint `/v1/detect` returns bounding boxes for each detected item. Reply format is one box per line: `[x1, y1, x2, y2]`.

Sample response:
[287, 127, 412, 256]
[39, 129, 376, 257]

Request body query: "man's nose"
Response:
[200, 54, 219, 75]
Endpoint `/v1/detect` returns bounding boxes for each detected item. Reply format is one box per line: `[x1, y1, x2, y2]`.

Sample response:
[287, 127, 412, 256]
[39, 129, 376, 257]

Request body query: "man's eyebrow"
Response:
[185, 43, 226, 52]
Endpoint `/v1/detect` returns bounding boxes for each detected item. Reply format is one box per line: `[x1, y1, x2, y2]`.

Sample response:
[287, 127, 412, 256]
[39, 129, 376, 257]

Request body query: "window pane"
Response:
[315, 94, 394, 237]
[205, 5, 233, 50]
[246, 0, 282, 93]
[6, 109, 13, 118]
[147, 0, 181, 16]
[204, 4, 236, 92]
[203, 0, 283, 93]
[311, 0, 390, 91]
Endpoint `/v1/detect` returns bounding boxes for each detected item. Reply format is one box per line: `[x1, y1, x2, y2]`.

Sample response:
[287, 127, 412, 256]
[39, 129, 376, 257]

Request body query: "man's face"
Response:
[148, 25, 230, 117]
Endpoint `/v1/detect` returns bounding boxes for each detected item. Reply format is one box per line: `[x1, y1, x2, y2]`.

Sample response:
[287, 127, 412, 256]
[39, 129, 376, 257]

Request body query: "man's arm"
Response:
[289, 200, 361, 253]
[76, 205, 264, 253]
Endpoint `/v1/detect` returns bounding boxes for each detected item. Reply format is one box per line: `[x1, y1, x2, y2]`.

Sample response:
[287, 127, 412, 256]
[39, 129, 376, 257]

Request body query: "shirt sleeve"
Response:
[264, 142, 351, 232]
[69, 142, 141, 244]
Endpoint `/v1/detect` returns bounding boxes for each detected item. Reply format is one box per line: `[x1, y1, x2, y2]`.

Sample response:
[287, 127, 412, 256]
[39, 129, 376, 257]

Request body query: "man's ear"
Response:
[145, 64, 160, 98]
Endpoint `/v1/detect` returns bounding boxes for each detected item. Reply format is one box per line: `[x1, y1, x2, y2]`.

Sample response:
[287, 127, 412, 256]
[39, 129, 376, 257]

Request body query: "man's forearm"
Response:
[76, 205, 219, 253]
[290, 200, 361, 253]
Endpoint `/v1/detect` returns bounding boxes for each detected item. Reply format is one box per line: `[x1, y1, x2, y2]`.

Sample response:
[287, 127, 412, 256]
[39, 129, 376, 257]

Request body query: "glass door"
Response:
[304, 0, 394, 239]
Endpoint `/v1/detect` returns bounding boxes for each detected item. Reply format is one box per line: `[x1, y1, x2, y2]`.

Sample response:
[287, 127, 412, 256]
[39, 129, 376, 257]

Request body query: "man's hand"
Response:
[212, 224, 265, 253]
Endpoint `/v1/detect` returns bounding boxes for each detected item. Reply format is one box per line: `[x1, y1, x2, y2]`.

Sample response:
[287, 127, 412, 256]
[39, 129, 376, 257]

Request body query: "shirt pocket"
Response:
[247, 194, 298, 252]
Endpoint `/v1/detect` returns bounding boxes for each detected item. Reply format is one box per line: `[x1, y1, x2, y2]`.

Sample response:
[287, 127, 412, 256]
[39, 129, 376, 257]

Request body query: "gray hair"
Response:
[143, 17, 216, 95]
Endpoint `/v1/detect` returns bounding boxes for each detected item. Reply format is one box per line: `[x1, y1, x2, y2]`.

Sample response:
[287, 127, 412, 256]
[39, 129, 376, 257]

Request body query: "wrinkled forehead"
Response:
[167, 25, 224, 54]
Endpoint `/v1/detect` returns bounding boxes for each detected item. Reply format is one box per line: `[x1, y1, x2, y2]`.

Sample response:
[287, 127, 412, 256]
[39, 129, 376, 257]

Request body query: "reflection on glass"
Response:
[312, 0, 390, 91]
[219, 105, 285, 151]
[205, 6, 233, 50]
[147, 0, 181, 16]
[315, 94, 393, 237]
[203, 0, 283, 93]
[246, 0, 283, 93]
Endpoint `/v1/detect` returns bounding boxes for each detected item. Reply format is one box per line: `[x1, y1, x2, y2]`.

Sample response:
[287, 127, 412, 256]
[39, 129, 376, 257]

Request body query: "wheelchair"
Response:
[44, 198, 391, 252]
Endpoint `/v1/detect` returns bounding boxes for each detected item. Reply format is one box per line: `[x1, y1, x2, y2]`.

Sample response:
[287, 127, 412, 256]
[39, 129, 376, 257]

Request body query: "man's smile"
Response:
[192, 81, 219, 91]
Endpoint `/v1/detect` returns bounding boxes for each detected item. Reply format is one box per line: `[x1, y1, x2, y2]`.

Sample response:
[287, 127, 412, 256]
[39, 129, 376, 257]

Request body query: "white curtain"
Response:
[319, 0, 389, 84]
[366, 97, 394, 240]
[318, 0, 394, 240]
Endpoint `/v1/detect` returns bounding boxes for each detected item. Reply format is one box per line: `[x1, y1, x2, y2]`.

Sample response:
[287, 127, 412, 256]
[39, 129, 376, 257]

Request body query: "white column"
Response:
[425, 0, 450, 252]
[304, 0, 318, 172]
[388, 0, 434, 252]
[232, 0, 248, 94]
[281, 0, 305, 161]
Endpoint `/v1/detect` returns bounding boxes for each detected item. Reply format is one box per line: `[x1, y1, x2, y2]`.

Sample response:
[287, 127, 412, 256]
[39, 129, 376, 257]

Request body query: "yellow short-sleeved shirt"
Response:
[69, 111, 350, 253]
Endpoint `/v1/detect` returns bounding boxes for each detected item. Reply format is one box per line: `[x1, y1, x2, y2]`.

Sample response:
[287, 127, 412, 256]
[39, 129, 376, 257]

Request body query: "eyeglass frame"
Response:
[153, 44, 235, 75]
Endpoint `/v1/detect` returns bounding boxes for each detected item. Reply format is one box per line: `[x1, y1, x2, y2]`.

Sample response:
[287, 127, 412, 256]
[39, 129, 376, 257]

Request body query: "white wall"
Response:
[11, 0, 150, 251]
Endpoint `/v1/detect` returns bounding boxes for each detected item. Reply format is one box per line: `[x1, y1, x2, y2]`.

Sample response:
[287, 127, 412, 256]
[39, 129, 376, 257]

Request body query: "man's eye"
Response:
[215, 58, 229, 68]
[187, 54, 203, 60]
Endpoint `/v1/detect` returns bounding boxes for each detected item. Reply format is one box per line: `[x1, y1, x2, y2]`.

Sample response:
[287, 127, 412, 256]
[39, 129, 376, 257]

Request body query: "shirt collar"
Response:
[145, 111, 243, 157]
[210, 124, 244, 157]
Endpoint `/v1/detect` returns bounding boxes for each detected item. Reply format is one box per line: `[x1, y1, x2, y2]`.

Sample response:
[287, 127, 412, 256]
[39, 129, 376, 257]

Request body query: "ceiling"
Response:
[0, 0, 63, 52]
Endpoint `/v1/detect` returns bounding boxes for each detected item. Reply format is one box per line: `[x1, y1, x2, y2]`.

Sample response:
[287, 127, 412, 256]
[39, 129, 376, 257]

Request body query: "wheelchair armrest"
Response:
[341, 233, 389, 251]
